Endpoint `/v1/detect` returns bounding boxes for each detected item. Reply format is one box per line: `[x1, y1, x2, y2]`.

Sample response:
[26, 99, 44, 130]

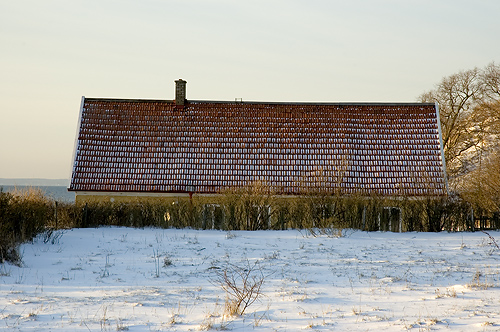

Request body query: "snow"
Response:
[1, 228, 500, 331]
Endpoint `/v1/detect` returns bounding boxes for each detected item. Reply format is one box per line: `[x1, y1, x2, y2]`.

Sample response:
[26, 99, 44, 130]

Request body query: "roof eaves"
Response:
[69, 97, 85, 189]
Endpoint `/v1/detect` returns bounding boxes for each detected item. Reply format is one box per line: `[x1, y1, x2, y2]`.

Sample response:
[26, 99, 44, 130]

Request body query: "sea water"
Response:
[0, 185, 75, 202]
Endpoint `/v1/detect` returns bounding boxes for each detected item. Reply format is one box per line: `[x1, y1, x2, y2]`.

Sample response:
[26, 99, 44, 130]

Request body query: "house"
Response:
[69, 79, 448, 203]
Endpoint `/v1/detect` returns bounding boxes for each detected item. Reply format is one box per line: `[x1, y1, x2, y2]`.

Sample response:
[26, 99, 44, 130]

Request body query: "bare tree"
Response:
[419, 63, 500, 186]
[459, 150, 500, 212]
[483, 62, 500, 99]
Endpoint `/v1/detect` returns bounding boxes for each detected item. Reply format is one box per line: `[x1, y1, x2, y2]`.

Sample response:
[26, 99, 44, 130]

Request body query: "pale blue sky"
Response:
[1, 0, 499, 179]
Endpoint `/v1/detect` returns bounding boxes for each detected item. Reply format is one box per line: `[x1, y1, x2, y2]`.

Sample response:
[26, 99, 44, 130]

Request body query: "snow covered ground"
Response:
[1, 228, 500, 331]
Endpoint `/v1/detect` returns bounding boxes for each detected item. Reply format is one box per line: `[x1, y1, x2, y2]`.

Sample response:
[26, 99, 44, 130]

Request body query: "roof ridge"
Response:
[83, 97, 435, 107]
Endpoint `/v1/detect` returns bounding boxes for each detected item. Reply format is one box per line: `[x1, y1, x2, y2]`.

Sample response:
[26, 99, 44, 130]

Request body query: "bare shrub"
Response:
[218, 181, 275, 230]
[212, 259, 265, 316]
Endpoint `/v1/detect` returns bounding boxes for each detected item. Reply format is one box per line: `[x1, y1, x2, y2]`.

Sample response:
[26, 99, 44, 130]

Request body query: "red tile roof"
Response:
[69, 98, 447, 196]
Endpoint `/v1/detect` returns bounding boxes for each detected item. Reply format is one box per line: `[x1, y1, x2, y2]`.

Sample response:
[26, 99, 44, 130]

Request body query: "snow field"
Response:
[1, 228, 500, 331]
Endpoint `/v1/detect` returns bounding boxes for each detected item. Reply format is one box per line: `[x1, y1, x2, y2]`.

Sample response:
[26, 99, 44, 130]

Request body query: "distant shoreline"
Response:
[0, 178, 69, 187]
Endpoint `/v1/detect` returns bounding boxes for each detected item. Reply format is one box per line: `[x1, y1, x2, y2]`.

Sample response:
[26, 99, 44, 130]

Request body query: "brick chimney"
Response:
[175, 79, 187, 106]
